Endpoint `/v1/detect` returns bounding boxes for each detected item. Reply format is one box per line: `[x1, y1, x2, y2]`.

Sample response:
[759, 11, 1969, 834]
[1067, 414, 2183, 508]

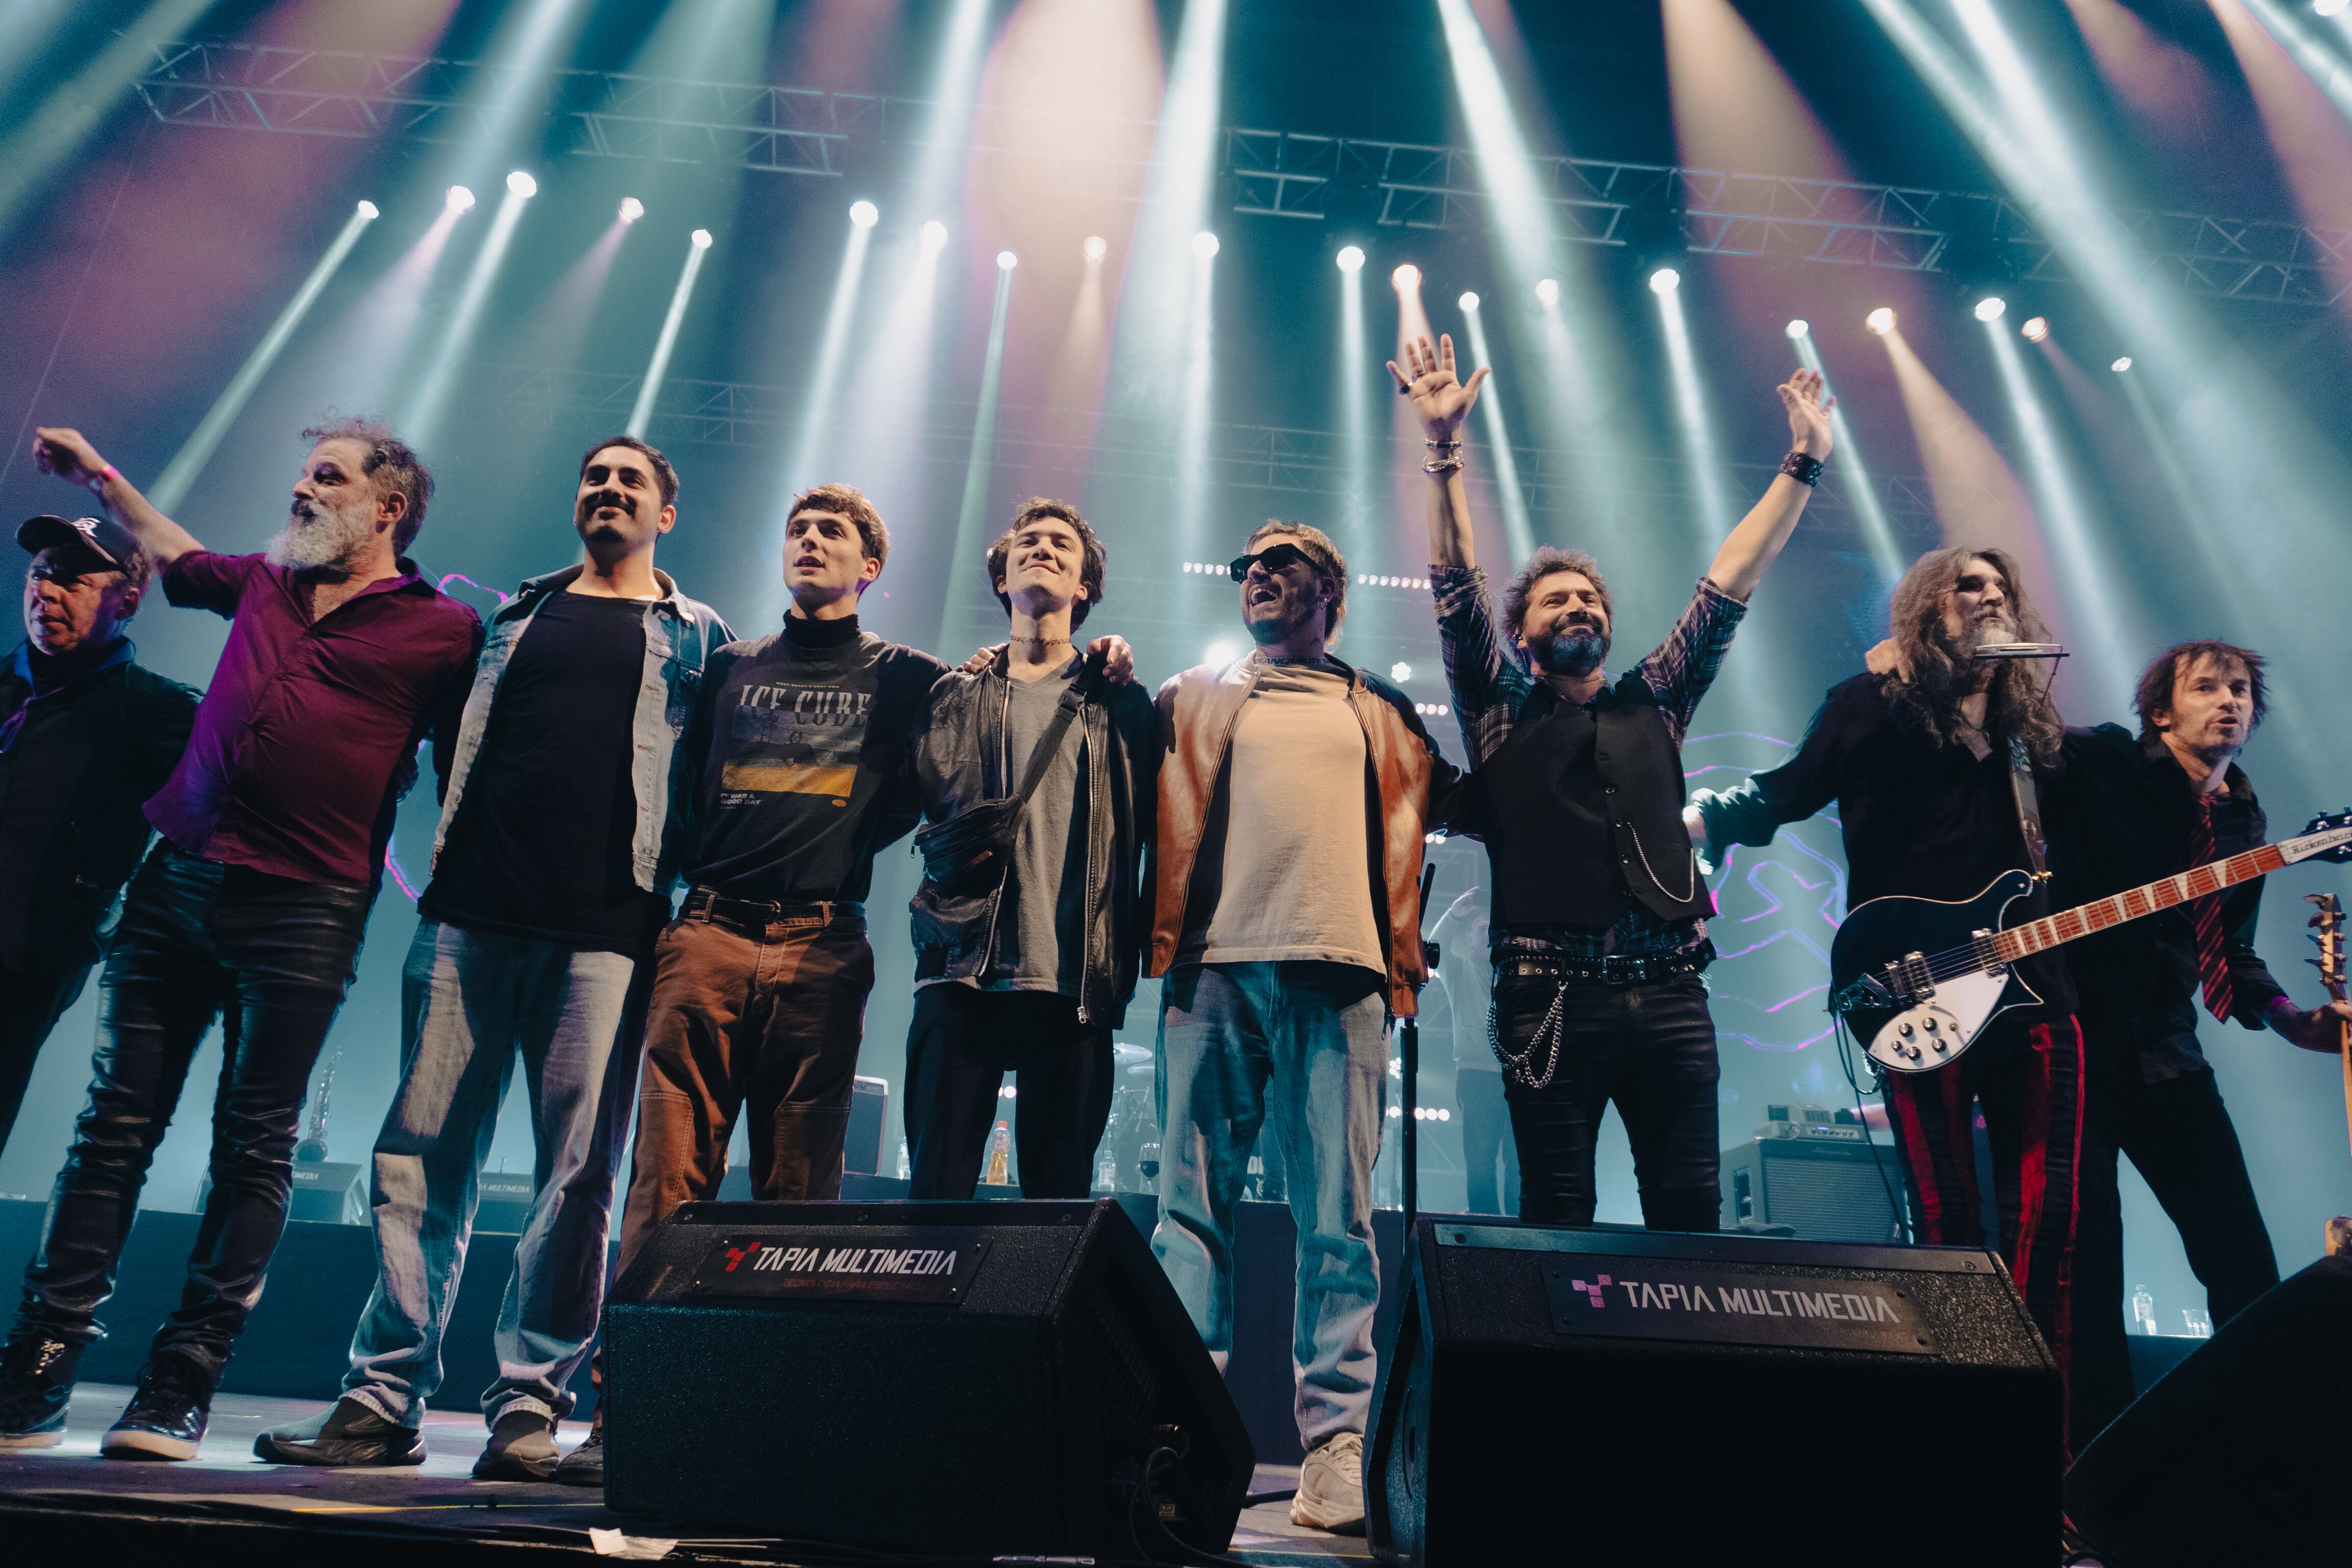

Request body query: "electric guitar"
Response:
[1829, 809, 2352, 1074]
[2310, 894, 2352, 1258]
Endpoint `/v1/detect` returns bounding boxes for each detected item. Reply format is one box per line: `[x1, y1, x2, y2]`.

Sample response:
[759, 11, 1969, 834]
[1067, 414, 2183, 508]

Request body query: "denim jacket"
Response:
[430, 565, 733, 894]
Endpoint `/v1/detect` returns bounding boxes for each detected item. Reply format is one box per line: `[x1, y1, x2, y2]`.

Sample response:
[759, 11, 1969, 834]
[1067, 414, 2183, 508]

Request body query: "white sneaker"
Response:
[1290, 1430, 1366, 1533]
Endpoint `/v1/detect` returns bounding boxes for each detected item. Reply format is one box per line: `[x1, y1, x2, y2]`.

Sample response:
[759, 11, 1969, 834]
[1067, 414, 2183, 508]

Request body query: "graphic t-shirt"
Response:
[422, 590, 667, 952]
[682, 613, 947, 903]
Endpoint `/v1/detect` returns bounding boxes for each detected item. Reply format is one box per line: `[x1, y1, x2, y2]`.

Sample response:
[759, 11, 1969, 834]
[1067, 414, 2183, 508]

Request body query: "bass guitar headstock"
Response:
[2302, 809, 2352, 864]
[2310, 892, 2348, 1006]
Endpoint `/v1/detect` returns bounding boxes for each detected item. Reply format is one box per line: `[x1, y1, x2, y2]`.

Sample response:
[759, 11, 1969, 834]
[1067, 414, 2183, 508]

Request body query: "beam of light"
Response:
[1981, 314, 2136, 699]
[0, 0, 216, 238]
[1662, 0, 1848, 179]
[1338, 253, 1374, 556]
[939, 259, 1016, 651]
[757, 210, 876, 628]
[298, 197, 469, 416]
[149, 200, 379, 512]
[903, 0, 997, 230]
[2212, 0, 2352, 292]
[0, 0, 81, 113]
[1171, 242, 1217, 567]
[621, 0, 775, 84]
[1789, 331, 1904, 583]
[1652, 271, 1733, 541]
[450, 0, 590, 181]
[498, 214, 633, 371]
[626, 229, 714, 439]
[1459, 297, 1534, 562]
[402, 179, 532, 445]
[2232, 0, 2352, 124]
[2062, 0, 2225, 128]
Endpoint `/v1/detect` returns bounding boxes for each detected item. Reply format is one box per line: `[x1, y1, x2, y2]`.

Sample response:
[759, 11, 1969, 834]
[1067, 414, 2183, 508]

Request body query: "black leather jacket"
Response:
[906, 651, 1158, 1028]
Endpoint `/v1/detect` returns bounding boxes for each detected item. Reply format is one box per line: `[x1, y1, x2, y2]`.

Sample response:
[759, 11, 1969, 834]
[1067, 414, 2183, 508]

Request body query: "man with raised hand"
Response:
[1147, 517, 1458, 1534]
[256, 436, 731, 1482]
[0, 422, 479, 1459]
[902, 500, 1156, 1199]
[0, 514, 198, 1163]
[1400, 330, 1830, 1237]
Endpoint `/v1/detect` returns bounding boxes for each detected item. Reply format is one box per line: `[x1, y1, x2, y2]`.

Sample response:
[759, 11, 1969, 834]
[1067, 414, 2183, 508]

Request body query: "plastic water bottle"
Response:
[984, 1121, 1012, 1186]
[2132, 1284, 2157, 1336]
[2182, 1307, 2213, 1339]
[1093, 1155, 1116, 1194]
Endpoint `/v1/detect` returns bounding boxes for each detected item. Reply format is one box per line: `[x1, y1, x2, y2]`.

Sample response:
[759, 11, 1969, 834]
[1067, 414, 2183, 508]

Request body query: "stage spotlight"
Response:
[1083, 234, 1108, 260]
[356, 200, 379, 220]
[1867, 307, 1896, 334]
[921, 220, 949, 249]
[2021, 315, 2049, 342]
[690, 228, 713, 250]
[2112, 356, 2133, 372]
[1337, 245, 1365, 273]
[850, 200, 878, 229]
[506, 170, 537, 199]
[1649, 266, 1680, 294]
[1392, 263, 1421, 289]
[619, 197, 645, 225]
[1205, 640, 1239, 668]
[1973, 296, 2006, 322]
[1459, 291, 1479, 311]
[997, 250, 1017, 270]
[447, 184, 476, 213]
[1534, 278, 1560, 304]
[1192, 230, 1220, 258]
[1785, 318, 1809, 339]
[1390, 662, 1414, 683]
[2319, 0, 2347, 16]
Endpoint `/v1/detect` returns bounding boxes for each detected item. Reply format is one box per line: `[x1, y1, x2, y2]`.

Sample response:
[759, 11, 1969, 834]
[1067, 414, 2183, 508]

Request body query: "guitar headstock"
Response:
[2310, 892, 2348, 1004]
[2302, 809, 2352, 864]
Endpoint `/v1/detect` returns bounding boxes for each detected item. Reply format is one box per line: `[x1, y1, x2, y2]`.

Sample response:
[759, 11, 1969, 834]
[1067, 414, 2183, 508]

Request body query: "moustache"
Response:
[581, 489, 635, 519]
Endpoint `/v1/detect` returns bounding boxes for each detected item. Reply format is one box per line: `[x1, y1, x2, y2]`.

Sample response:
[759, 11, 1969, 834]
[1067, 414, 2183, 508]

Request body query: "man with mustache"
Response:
[0, 516, 198, 1164]
[1398, 331, 1831, 1238]
[1146, 514, 1457, 1533]
[256, 437, 730, 1481]
[1692, 546, 2085, 1415]
[0, 422, 479, 1459]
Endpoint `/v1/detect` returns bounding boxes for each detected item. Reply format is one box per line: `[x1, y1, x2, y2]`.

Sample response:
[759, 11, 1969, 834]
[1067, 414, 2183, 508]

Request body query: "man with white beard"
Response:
[0, 421, 480, 1460]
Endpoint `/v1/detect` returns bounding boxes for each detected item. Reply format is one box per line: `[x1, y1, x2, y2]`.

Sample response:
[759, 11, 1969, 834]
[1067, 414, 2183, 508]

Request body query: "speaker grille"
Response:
[1761, 1148, 1900, 1242]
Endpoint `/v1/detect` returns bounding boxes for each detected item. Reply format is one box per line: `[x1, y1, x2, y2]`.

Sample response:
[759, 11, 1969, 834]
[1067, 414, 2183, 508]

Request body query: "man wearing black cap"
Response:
[0, 515, 198, 1159]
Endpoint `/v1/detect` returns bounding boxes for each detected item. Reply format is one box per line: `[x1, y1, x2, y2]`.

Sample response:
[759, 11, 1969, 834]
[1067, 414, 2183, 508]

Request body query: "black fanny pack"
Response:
[914, 652, 1098, 899]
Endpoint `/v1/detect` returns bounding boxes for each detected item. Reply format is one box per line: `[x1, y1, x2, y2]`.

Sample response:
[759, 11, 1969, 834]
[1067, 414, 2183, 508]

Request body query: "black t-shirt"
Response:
[422, 591, 668, 952]
[682, 614, 948, 903]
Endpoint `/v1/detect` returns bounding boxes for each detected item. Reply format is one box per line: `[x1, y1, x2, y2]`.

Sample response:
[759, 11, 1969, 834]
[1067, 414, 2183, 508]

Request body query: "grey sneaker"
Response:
[1290, 1430, 1366, 1533]
[473, 1406, 560, 1482]
[255, 1395, 426, 1466]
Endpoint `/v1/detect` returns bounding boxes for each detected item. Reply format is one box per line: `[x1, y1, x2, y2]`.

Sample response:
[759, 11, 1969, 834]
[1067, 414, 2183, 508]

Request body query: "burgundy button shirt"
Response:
[143, 551, 482, 888]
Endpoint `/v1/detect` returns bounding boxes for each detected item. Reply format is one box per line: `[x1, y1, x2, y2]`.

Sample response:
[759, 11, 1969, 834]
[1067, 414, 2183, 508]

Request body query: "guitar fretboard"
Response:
[1990, 843, 2288, 963]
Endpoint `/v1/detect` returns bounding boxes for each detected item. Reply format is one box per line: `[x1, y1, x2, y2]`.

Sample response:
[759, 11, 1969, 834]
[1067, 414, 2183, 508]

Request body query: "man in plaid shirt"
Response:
[1391, 330, 1832, 1231]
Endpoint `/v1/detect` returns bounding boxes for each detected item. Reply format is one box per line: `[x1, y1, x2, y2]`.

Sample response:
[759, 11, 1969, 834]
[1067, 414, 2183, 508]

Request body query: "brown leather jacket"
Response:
[1145, 653, 1462, 1016]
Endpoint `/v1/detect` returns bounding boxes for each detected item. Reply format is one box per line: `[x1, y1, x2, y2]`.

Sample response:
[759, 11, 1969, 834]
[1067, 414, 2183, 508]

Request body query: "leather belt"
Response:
[1500, 941, 1713, 987]
[680, 887, 864, 932]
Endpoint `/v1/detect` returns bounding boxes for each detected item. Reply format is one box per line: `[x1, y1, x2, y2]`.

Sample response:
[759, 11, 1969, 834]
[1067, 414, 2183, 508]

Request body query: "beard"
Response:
[267, 494, 379, 573]
[1527, 616, 1609, 677]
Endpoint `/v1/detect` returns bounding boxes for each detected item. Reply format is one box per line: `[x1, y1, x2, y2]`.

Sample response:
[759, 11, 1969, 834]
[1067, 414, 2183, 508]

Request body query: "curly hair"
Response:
[302, 418, 432, 554]
[2135, 640, 2268, 742]
[1243, 520, 1348, 638]
[786, 483, 890, 574]
[988, 498, 1107, 628]
[1502, 546, 1612, 671]
[1884, 544, 2063, 766]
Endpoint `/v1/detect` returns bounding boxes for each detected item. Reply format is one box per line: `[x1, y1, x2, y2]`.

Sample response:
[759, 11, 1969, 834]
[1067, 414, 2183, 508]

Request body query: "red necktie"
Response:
[2188, 797, 2235, 1023]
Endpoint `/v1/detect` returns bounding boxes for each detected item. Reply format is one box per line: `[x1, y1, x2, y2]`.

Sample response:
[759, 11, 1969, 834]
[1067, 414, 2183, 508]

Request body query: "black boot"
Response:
[0, 1332, 81, 1450]
[102, 1353, 216, 1460]
[474, 1405, 560, 1482]
[255, 1394, 427, 1466]
[553, 1402, 604, 1487]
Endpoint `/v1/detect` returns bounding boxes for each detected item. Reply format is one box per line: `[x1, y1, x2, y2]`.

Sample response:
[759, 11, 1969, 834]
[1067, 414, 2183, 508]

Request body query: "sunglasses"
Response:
[1227, 542, 1317, 582]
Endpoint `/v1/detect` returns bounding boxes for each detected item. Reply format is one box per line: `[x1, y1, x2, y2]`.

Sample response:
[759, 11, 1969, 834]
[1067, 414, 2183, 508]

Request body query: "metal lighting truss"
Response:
[136, 38, 2348, 306]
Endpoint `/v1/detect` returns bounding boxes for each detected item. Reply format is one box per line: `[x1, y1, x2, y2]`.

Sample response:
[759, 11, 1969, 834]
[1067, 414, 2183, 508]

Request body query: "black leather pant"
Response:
[1494, 968, 1722, 1232]
[14, 842, 371, 1375]
[902, 985, 1114, 1199]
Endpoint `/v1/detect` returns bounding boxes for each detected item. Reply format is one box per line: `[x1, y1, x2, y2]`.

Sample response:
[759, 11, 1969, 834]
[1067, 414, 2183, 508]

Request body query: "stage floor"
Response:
[0, 1384, 1370, 1565]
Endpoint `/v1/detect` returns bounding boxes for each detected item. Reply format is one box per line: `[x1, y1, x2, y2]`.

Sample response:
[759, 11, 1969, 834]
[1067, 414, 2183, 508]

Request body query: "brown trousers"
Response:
[612, 909, 875, 1276]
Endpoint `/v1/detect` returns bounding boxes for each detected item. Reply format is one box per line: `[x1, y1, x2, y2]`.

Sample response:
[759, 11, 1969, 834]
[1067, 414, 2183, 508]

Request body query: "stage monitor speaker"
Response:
[602, 1197, 1252, 1559]
[2064, 1253, 2352, 1567]
[1367, 1220, 2057, 1567]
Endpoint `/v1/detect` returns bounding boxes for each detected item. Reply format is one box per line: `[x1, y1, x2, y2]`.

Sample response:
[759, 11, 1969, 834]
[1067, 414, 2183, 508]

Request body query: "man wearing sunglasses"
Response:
[1146, 520, 1459, 1534]
[1393, 330, 1830, 1241]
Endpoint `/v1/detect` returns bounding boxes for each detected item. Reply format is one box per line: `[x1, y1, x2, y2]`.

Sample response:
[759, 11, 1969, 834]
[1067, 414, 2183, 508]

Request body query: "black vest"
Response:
[1480, 673, 1713, 929]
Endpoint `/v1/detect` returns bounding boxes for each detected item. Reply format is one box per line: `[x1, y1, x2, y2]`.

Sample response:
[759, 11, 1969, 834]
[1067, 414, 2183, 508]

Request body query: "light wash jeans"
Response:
[1150, 961, 1388, 1451]
[345, 920, 648, 1427]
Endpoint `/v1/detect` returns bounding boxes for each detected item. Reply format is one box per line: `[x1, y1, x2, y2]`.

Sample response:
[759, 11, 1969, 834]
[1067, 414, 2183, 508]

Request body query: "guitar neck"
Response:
[1991, 842, 2288, 964]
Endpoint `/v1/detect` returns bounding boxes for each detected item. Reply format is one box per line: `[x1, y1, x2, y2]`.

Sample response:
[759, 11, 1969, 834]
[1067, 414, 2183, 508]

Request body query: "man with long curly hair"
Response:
[1690, 545, 2084, 1411]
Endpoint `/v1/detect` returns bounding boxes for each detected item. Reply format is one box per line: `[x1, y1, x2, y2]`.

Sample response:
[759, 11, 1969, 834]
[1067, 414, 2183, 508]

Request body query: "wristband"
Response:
[1779, 451, 1824, 486]
[90, 463, 120, 493]
[1423, 454, 1465, 476]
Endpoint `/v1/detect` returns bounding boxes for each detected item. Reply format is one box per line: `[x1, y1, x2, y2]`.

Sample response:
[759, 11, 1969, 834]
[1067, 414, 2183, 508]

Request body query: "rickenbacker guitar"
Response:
[2310, 894, 2352, 1258]
[1829, 809, 2352, 1074]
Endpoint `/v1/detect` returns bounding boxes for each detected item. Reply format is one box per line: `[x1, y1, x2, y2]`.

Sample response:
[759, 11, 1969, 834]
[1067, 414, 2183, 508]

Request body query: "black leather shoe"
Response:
[474, 1406, 559, 1481]
[254, 1394, 426, 1466]
[0, 1332, 80, 1450]
[103, 1354, 215, 1460]
[553, 1406, 603, 1487]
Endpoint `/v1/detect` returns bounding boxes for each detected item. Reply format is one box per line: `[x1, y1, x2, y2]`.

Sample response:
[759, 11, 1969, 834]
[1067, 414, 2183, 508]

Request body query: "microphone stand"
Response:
[1402, 863, 1439, 1233]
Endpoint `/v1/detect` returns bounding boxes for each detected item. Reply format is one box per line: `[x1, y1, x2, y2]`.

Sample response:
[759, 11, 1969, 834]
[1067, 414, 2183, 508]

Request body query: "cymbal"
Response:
[1113, 1042, 1152, 1066]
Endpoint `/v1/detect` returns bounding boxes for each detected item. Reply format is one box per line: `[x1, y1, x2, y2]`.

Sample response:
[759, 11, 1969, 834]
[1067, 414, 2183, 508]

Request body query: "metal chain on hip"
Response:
[1490, 981, 1570, 1090]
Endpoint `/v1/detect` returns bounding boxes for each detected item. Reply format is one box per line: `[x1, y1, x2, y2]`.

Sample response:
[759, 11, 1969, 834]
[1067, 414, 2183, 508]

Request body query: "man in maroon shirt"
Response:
[0, 421, 479, 1461]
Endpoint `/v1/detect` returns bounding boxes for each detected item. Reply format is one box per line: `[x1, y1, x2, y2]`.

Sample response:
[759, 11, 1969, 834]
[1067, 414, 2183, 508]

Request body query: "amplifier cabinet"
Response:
[1721, 1136, 1904, 1242]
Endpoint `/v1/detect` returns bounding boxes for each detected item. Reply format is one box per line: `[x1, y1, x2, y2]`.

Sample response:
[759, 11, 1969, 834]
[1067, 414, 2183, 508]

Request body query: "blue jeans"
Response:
[1150, 961, 1387, 1451]
[344, 921, 648, 1426]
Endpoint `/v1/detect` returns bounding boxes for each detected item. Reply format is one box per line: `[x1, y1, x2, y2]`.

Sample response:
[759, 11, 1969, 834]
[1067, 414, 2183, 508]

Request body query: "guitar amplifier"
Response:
[1720, 1130, 1904, 1243]
[1367, 1221, 2057, 1566]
